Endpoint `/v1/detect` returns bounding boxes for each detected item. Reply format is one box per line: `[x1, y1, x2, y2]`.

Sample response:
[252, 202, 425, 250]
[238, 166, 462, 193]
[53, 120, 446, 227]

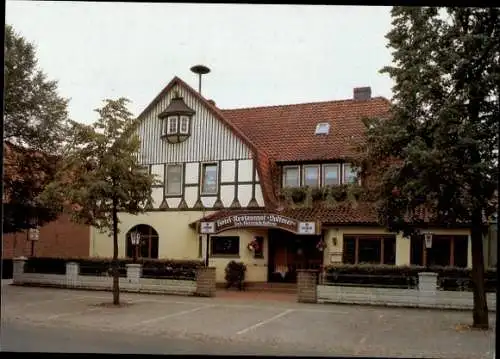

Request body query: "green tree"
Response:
[356, 7, 499, 329]
[39, 98, 156, 305]
[3, 24, 70, 233]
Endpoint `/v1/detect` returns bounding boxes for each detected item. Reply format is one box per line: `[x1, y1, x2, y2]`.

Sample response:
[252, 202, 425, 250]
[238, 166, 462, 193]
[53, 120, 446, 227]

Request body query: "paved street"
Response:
[1, 285, 496, 358]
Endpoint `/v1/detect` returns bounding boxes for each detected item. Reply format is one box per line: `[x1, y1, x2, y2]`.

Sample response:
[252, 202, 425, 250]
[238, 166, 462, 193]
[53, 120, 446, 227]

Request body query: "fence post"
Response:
[66, 262, 80, 288]
[126, 263, 142, 286]
[12, 257, 27, 284]
[418, 272, 438, 308]
[195, 267, 216, 297]
[297, 269, 318, 303]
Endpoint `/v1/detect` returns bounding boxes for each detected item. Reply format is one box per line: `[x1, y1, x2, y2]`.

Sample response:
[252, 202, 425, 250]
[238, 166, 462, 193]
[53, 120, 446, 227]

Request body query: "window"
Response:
[166, 164, 183, 195]
[210, 236, 240, 257]
[253, 236, 264, 259]
[342, 235, 396, 265]
[180, 116, 189, 134]
[201, 163, 218, 194]
[303, 165, 320, 187]
[167, 116, 178, 134]
[283, 166, 300, 187]
[126, 224, 159, 259]
[410, 235, 468, 267]
[343, 163, 358, 184]
[323, 164, 340, 186]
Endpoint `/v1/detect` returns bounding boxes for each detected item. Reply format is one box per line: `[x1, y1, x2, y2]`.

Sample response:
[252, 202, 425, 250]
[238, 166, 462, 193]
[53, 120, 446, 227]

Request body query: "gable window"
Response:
[211, 236, 240, 257]
[343, 163, 358, 184]
[167, 116, 178, 135]
[303, 165, 320, 187]
[166, 164, 183, 195]
[201, 163, 218, 194]
[323, 164, 340, 186]
[283, 166, 300, 187]
[180, 116, 190, 134]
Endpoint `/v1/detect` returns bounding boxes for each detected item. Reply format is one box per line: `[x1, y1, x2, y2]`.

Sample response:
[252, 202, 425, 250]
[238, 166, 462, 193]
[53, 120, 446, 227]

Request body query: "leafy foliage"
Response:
[323, 264, 497, 292]
[39, 98, 156, 234]
[38, 98, 157, 304]
[3, 24, 71, 233]
[24, 257, 204, 280]
[224, 260, 247, 290]
[356, 7, 499, 328]
[279, 184, 366, 207]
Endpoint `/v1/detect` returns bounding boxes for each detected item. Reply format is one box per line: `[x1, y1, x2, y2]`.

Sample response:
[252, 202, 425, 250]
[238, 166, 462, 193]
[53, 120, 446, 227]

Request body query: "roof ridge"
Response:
[221, 96, 389, 112]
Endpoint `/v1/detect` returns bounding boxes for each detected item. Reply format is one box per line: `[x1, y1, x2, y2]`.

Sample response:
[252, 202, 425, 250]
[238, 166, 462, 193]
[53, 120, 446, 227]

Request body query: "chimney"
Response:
[353, 86, 371, 101]
[207, 99, 216, 107]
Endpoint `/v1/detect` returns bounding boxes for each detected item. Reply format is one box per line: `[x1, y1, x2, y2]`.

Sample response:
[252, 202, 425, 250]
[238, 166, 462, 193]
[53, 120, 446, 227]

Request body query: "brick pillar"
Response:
[418, 272, 438, 307]
[12, 257, 27, 284]
[126, 263, 142, 285]
[66, 262, 80, 288]
[195, 267, 216, 297]
[297, 269, 318, 303]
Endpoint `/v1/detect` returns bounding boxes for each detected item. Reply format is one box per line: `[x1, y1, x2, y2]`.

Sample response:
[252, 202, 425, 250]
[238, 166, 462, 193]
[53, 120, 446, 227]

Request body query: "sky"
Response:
[6, 2, 394, 124]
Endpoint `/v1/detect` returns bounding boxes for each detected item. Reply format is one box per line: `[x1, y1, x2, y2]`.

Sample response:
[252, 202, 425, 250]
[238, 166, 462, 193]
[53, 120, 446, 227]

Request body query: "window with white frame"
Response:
[167, 116, 178, 134]
[282, 166, 300, 187]
[323, 164, 340, 186]
[166, 164, 183, 195]
[179, 116, 189, 134]
[343, 163, 359, 184]
[303, 165, 320, 187]
[201, 163, 218, 194]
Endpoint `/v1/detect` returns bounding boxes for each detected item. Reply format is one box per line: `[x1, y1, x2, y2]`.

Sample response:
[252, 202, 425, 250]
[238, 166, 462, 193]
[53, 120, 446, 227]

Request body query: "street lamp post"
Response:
[28, 227, 40, 257]
[130, 232, 141, 263]
[424, 232, 433, 268]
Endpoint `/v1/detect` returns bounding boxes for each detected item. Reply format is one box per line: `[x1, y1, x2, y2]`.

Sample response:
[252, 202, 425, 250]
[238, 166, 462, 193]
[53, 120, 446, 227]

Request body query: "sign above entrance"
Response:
[199, 214, 320, 235]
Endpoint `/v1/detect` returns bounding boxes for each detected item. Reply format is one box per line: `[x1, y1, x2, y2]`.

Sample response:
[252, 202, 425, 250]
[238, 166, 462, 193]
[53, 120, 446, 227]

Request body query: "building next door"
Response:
[267, 228, 323, 283]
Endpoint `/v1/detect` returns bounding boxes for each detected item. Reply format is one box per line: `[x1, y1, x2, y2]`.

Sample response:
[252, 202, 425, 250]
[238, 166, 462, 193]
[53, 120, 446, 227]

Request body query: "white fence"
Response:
[12, 257, 210, 297]
[317, 272, 496, 311]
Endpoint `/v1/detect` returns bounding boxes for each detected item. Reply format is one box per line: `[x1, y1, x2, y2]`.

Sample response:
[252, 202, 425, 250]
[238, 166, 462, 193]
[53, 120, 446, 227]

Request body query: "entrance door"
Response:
[268, 229, 323, 283]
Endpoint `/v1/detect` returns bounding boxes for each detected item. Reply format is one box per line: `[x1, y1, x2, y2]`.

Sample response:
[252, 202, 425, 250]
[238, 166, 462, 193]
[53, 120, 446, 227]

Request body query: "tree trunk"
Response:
[470, 215, 488, 329]
[112, 202, 120, 306]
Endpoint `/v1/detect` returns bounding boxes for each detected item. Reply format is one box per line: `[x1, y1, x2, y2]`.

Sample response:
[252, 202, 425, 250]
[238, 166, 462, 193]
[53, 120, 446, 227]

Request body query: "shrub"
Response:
[2, 259, 13, 279]
[25, 257, 67, 275]
[22, 257, 205, 280]
[141, 259, 204, 281]
[323, 264, 497, 292]
[224, 260, 246, 290]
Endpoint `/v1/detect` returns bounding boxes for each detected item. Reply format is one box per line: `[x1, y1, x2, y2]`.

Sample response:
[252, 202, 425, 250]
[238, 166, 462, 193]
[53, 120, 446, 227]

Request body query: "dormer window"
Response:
[180, 116, 189, 134]
[158, 92, 195, 144]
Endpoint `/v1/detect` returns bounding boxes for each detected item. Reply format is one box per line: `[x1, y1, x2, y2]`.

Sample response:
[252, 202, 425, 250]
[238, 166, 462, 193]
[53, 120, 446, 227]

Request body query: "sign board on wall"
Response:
[199, 214, 320, 235]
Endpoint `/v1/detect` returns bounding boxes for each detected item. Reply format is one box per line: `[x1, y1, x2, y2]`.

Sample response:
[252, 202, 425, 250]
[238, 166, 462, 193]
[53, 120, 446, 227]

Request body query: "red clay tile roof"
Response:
[221, 98, 391, 162]
[189, 203, 380, 228]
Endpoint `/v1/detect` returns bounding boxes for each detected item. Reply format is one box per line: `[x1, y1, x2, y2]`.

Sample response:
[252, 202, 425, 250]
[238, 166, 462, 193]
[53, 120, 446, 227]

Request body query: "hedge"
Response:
[23, 257, 205, 280]
[323, 264, 497, 292]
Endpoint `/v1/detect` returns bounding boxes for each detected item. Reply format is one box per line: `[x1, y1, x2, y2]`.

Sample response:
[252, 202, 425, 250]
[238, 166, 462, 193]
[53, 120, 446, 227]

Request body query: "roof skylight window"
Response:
[315, 122, 330, 135]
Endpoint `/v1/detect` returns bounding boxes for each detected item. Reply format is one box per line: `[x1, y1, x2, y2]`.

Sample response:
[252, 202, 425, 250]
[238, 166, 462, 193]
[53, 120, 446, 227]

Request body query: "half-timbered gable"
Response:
[135, 77, 266, 210]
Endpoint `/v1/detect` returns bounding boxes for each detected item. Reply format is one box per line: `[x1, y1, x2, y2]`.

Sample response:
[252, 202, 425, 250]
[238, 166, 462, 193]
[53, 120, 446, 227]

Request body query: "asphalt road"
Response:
[1, 320, 330, 356]
[1, 285, 496, 358]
